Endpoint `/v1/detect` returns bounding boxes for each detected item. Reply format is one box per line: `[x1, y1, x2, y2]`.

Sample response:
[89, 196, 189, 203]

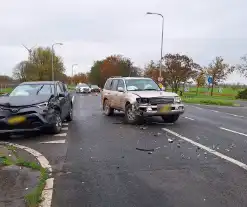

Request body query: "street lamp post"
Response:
[146, 12, 164, 81]
[72, 64, 78, 85]
[51, 43, 63, 82]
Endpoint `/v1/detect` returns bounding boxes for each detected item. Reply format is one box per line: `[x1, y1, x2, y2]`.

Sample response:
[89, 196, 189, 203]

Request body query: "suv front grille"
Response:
[149, 98, 174, 105]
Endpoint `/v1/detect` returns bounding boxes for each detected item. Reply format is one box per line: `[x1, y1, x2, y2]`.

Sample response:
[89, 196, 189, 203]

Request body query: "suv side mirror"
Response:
[117, 87, 124, 92]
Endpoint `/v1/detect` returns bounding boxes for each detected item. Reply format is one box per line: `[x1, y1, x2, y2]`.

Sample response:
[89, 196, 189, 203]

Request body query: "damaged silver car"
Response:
[101, 77, 185, 124]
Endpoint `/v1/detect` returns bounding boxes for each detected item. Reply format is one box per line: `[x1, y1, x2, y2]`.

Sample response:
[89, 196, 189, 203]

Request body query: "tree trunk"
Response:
[211, 84, 214, 96]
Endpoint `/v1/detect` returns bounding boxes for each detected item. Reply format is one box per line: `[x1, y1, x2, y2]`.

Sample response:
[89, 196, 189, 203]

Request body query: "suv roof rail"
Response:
[110, 76, 122, 78]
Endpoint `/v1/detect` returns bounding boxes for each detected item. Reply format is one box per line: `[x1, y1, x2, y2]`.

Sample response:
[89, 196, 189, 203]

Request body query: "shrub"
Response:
[236, 89, 247, 99]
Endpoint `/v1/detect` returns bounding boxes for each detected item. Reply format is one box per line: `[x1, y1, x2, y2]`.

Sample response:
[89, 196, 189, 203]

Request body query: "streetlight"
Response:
[22, 44, 37, 61]
[146, 12, 164, 82]
[51, 43, 63, 82]
[72, 64, 78, 85]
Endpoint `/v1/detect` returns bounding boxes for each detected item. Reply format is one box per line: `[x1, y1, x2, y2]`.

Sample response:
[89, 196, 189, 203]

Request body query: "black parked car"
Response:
[0, 81, 73, 138]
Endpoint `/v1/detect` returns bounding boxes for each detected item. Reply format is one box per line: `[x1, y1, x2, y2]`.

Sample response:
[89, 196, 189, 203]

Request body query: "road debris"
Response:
[154, 132, 161, 137]
[164, 145, 168, 148]
[204, 152, 207, 155]
[155, 147, 161, 150]
[225, 149, 230, 152]
[196, 136, 200, 140]
[136, 147, 154, 152]
[140, 126, 147, 130]
[168, 138, 174, 143]
[148, 152, 153, 155]
[177, 144, 181, 148]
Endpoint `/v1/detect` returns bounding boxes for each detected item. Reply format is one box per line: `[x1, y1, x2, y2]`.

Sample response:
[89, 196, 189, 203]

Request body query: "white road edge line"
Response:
[219, 127, 247, 137]
[210, 110, 219, 113]
[162, 128, 247, 171]
[184, 117, 195, 121]
[225, 113, 245, 118]
[0, 142, 53, 207]
[40, 140, 66, 144]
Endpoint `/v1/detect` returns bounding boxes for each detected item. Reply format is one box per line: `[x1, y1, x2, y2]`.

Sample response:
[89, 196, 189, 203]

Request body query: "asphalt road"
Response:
[9, 94, 247, 207]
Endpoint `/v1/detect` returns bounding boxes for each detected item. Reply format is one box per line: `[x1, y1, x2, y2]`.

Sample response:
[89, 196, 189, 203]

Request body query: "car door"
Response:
[60, 82, 71, 115]
[109, 79, 119, 108]
[56, 83, 67, 119]
[115, 79, 125, 110]
[102, 79, 112, 106]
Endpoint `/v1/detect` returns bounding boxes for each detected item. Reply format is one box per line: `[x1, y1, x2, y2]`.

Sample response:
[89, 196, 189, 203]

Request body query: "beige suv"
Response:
[101, 77, 184, 124]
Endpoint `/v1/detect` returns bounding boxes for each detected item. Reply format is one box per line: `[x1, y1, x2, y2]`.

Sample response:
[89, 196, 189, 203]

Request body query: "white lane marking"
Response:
[62, 127, 68, 131]
[40, 140, 66, 144]
[0, 142, 53, 207]
[219, 127, 247, 137]
[225, 113, 245, 118]
[189, 105, 246, 118]
[210, 110, 219, 113]
[162, 128, 247, 171]
[72, 96, 75, 103]
[184, 117, 195, 121]
[62, 123, 69, 126]
[54, 133, 67, 137]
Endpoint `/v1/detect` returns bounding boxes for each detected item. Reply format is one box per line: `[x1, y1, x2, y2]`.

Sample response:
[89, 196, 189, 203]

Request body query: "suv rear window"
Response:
[104, 79, 112, 90]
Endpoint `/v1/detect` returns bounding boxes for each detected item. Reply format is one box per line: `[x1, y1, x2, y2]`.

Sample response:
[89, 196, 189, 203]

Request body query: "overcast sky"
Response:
[1, 0, 247, 83]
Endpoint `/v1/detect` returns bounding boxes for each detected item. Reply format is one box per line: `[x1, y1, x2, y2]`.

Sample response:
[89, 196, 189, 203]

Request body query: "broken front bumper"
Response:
[135, 103, 185, 117]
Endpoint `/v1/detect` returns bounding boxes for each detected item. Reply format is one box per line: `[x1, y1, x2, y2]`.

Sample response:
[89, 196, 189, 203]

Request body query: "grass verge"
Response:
[0, 150, 48, 207]
[182, 97, 236, 106]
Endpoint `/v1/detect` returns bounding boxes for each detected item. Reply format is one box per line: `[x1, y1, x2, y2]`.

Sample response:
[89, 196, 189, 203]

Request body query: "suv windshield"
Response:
[91, 85, 98, 88]
[9, 84, 54, 96]
[125, 79, 161, 91]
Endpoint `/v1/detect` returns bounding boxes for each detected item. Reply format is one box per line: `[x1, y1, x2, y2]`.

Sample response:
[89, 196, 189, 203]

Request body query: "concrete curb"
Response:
[0, 142, 53, 207]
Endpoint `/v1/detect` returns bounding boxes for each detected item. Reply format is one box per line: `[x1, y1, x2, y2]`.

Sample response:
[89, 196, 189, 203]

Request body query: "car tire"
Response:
[50, 111, 62, 134]
[124, 104, 142, 124]
[66, 105, 73, 122]
[161, 114, 179, 123]
[103, 99, 114, 116]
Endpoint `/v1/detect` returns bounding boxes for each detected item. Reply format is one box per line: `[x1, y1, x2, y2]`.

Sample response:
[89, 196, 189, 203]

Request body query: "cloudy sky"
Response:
[1, 0, 247, 83]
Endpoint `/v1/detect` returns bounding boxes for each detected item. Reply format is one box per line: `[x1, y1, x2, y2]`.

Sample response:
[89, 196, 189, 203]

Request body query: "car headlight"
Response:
[36, 102, 49, 109]
[174, 96, 181, 103]
[136, 98, 149, 104]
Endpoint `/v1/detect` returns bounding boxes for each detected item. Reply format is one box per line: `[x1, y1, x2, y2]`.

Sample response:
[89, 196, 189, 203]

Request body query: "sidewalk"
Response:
[0, 144, 43, 207]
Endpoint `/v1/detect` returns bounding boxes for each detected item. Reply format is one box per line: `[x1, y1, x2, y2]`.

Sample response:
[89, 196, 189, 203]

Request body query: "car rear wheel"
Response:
[124, 104, 142, 124]
[50, 111, 62, 134]
[103, 99, 114, 116]
[161, 114, 179, 123]
[66, 105, 73, 122]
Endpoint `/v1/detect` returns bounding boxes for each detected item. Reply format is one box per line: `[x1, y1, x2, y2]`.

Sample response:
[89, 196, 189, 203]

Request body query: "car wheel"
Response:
[124, 104, 142, 124]
[161, 114, 179, 123]
[50, 111, 62, 134]
[66, 105, 73, 122]
[103, 99, 114, 116]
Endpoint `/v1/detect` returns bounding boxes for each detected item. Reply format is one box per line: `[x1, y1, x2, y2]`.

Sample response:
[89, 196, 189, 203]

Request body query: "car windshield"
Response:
[9, 84, 54, 96]
[125, 79, 161, 91]
[91, 85, 98, 88]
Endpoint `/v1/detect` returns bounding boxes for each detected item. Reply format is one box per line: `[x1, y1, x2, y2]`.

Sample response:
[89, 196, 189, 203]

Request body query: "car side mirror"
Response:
[117, 87, 124, 92]
[58, 92, 65, 97]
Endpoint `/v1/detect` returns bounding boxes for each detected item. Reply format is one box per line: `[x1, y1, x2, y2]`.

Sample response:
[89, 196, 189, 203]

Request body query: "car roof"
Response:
[20, 81, 61, 85]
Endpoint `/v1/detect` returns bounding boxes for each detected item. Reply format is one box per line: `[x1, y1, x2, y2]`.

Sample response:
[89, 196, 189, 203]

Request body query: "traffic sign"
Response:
[158, 77, 163, 82]
[207, 76, 213, 84]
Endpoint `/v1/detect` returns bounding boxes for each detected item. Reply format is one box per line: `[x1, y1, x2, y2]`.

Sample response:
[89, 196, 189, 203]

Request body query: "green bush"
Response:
[236, 89, 247, 99]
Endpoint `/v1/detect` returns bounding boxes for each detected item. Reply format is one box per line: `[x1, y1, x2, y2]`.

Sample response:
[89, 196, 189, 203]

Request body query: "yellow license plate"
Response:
[159, 105, 171, 112]
[8, 116, 26, 125]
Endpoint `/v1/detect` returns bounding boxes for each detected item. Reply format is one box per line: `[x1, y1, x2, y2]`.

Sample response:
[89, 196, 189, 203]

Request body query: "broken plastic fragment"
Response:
[168, 139, 173, 143]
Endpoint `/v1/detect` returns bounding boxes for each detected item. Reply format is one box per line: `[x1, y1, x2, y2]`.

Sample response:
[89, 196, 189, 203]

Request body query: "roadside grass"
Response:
[0, 148, 49, 207]
[182, 97, 236, 106]
[0, 87, 13, 94]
